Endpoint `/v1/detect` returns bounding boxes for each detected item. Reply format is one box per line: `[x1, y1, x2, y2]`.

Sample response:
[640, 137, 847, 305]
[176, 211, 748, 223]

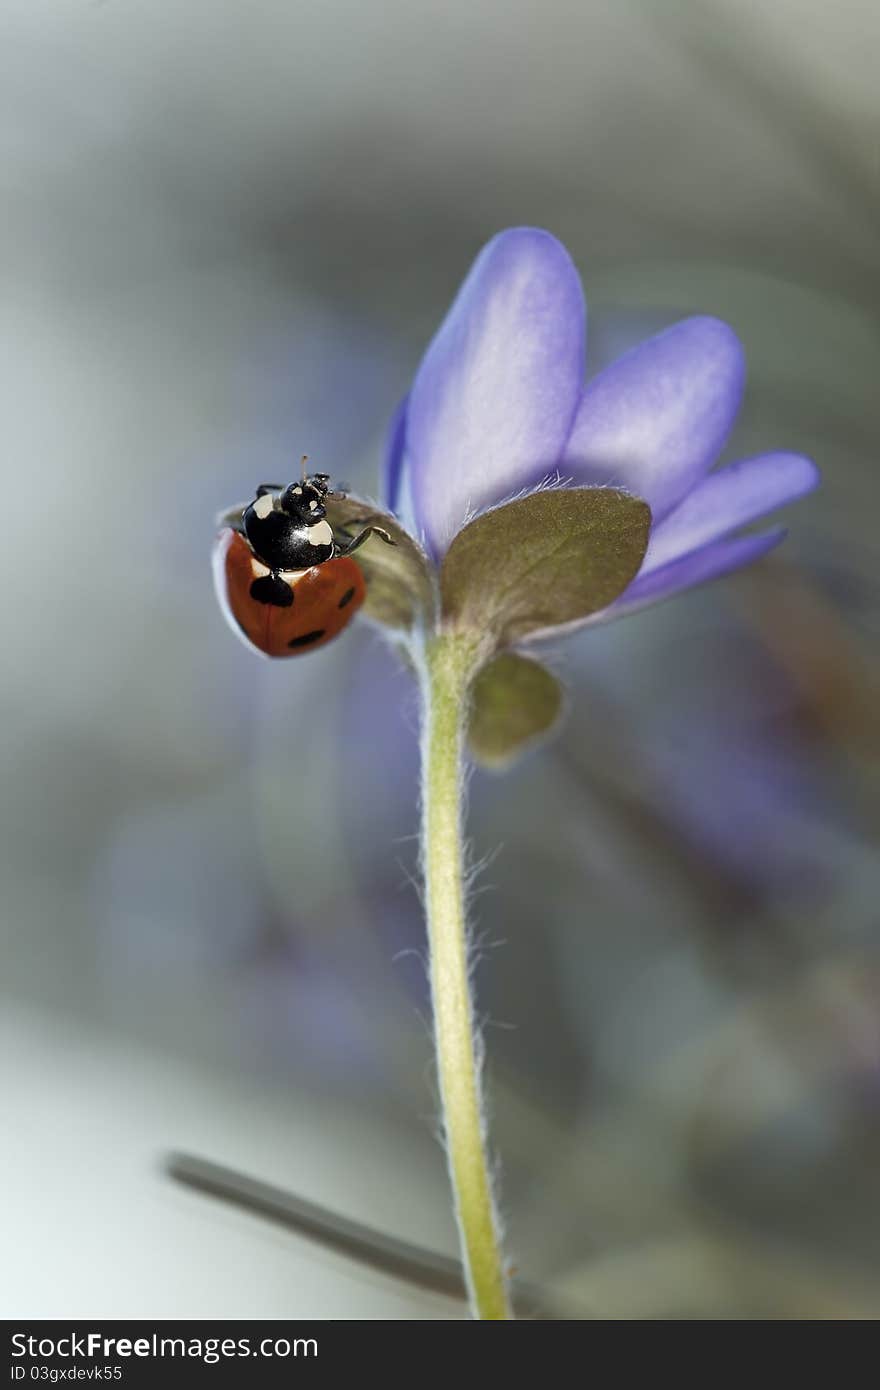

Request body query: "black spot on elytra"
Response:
[337, 586, 356, 609]
[288, 629, 326, 649]
[250, 575, 294, 607]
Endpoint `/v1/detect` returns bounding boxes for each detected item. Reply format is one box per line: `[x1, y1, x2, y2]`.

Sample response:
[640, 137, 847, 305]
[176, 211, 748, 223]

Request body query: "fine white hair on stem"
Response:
[416, 628, 511, 1318]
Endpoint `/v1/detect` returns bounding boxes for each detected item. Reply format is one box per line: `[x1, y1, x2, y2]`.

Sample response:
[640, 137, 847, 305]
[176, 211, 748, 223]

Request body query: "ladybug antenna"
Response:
[300, 454, 309, 483]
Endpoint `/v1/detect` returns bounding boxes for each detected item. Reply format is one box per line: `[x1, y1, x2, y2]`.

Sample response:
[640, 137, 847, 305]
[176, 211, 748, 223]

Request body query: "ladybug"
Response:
[214, 465, 394, 657]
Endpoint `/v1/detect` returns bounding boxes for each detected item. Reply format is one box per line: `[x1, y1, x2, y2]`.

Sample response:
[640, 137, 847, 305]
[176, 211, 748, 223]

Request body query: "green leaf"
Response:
[326, 495, 436, 631]
[440, 488, 651, 646]
[468, 652, 564, 770]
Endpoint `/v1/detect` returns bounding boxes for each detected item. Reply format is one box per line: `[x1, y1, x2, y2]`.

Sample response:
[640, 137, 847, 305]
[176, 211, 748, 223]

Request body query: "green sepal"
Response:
[215, 502, 247, 531]
[468, 651, 564, 770]
[440, 487, 651, 646]
[325, 494, 435, 631]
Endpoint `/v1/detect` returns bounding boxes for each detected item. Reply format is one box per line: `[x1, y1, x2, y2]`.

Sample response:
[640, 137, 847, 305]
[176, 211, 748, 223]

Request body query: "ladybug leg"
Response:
[335, 525, 396, 557]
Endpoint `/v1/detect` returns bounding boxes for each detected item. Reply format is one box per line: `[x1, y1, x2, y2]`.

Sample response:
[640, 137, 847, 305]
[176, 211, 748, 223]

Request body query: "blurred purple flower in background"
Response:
[385, 227, 819, 616]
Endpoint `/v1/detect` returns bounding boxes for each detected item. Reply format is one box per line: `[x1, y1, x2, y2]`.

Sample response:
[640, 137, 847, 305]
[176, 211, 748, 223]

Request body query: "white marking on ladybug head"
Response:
[293, 486, 303, 495]
[250, 558, 271, 579]
[308, 519, 333, 548]
[253, 492, 275, 519]
[309, 499, 318, 511]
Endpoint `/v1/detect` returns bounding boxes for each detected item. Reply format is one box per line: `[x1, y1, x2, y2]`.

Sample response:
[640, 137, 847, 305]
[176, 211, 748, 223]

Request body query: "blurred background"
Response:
[2, 0, 879, 1318]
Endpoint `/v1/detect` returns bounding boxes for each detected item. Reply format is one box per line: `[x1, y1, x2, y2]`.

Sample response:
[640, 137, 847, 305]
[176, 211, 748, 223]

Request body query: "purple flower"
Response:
[385, 227, 818, 622]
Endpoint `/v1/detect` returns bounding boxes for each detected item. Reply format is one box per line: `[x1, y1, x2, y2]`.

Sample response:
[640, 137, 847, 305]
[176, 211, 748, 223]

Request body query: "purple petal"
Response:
[642, 452, 819, 575]
[382, 394, 409, 514]
[563, 316, 745, 521]
[407, 227, 586, 556]
[608, 527, 786, 619]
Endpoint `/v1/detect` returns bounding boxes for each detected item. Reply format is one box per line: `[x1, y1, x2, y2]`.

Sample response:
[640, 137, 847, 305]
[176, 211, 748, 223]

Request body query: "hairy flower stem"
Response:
[419, 631, 510, 1321]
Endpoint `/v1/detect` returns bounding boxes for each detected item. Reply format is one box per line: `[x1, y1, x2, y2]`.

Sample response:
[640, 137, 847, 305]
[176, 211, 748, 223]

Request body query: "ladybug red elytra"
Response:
[214, 465, 394, 658]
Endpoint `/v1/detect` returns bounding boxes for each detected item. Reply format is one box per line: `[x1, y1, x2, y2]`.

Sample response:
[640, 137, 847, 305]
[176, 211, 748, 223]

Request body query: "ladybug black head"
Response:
[280, 478, 328, 521]
[243, 474, 337, 572]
